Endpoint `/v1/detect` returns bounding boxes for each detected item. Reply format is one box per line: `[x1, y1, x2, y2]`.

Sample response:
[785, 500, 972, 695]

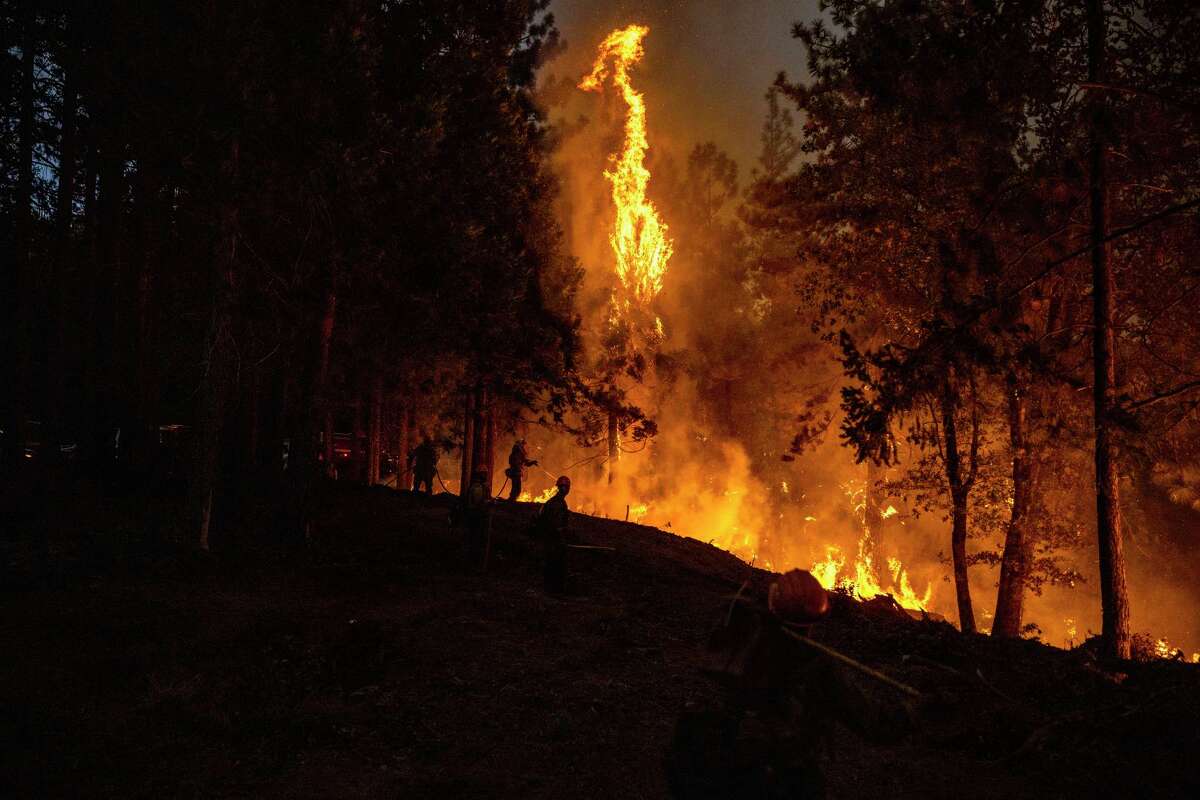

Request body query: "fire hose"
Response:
[433, 467, 510, 501]
[780, 622, 922, 698]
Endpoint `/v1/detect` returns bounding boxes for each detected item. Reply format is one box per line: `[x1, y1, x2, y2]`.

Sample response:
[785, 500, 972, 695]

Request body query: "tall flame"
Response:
[811, 481, 933, 612]
[580, 24, 673, 305]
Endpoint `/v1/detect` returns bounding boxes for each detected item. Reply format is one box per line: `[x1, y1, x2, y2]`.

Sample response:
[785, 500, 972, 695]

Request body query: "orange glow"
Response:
[580, 24, 673, 305]
[517, 486, 559, 504]
[810, 482, 933, 611]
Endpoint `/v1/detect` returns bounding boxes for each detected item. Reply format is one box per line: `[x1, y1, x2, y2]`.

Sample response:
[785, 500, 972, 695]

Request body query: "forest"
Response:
[3, 1, 1200, 797]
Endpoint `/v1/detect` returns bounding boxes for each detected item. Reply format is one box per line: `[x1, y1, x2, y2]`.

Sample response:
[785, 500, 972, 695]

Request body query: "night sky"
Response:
[546, 1, 823, 169]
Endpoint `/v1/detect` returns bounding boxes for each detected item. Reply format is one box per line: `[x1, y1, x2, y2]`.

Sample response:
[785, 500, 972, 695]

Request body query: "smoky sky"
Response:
[546, 1, 824, 169]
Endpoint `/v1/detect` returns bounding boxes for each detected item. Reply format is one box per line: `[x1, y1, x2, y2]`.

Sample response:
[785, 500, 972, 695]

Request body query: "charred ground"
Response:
[3, 482, 1198, 799]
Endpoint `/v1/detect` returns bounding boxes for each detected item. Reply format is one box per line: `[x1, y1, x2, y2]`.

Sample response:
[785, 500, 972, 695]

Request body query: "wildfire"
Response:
[1155, 637, 1173, 660]
[811, 541, 933, 612]
[580, 24, 674, 305]
[517, 486, 559, 504]
[810, 481, 933, 612]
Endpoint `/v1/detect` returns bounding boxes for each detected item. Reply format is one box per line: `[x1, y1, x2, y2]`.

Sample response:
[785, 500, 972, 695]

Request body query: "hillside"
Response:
[3, 482, 1199, 798]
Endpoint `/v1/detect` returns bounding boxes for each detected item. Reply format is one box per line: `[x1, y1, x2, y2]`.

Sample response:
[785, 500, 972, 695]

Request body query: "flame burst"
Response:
[811, 482, 933, 612]
[580, 25, 674, 304]
[518, 486, 559, 504]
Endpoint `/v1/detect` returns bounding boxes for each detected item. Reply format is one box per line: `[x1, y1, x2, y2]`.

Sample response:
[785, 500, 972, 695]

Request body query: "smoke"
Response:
[546, 1, 822, 168]
[527, 2, 1200, 658]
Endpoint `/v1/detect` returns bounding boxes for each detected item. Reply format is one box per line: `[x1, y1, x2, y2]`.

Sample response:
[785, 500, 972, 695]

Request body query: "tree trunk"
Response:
[75, 128, 100, 450]
[367, 374, 383, 485]
[397, 400, 411, 491]
[190, 137, 240, 550]
[941, 374, 976, 634]
[94, 132, 125, 465]
[352, 396, 365, 484]
[131, 161, 159, 468]
[469, 385, 494, 493]
[1087, 0, 1131, 661]
[866, 458, 887, 563]
[246, 364, 261, 470]
[607, 411, 619, 485]
[48, 36, 79, 445]
[483, 402, 495, 496]
[460, 389, 475, 495]
[317, 288, 337, 477]
[994, 375, 1032, 638]
[323, 408, 335, 477]
[7, 5, 36, 466]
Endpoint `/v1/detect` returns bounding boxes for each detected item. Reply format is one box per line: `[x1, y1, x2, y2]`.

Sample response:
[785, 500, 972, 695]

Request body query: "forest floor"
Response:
[3, 477, 1199, 799]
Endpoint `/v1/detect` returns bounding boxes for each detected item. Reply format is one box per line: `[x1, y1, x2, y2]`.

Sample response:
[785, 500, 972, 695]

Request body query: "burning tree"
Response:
[751, 0, 1200, 653]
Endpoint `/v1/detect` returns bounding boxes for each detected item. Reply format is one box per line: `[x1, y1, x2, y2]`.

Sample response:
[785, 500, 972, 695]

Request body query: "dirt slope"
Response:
[2, 482, 1198, 798]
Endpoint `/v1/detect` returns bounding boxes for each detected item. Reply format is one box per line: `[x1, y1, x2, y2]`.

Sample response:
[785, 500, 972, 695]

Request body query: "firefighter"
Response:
[536, 475, 572, 594]
[666, 569, 910, 799]
[461, 468, 492, 568]
[505, 439, 538, 501]
[408, 437, 438, 495]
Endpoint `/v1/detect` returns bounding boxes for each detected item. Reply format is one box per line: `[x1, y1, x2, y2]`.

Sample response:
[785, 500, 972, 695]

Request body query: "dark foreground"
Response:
[3, 480, 1198, 799]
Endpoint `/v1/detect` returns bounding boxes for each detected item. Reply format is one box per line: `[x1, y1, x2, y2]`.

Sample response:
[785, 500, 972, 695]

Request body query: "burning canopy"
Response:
[579, 24, 674, 306]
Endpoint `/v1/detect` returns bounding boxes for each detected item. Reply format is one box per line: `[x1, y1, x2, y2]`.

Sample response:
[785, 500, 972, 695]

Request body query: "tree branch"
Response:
[1125, 379, 1200, 411]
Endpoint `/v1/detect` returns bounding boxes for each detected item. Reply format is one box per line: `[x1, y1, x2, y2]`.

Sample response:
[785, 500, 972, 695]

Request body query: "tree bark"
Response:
[48, 32, 79, 445]
[352, 396, 365, 484]
[607, 411, 619, 485]
[367, 374, 383, 485]
[460, 388, 475, 495]
[323, 408, 335, 477]
[131, 160, 160, 468]
[7, 4, 36, 466]
[246, 364, 261, 470]
[469, 385, 494, 493]
[317, 288, 337, 477]
[483, 402, 495, 495]
[866, 458, 888, 563]
[190, 136, 240, 550]
[94, 127, 125, 465]
[994, 375, 1032, 638]
[396, 400, 410, 491]
[1087, 0, 1131, 660]
[941, 372, 976, 634]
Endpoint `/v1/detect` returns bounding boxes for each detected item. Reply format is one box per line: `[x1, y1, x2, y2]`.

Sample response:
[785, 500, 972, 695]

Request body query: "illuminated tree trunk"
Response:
[469, 385, 494, 494]
[396, 400, 410, 491]
[607, 411, 619, 485]
[367, 374, 382, 485]
[352, 396, 365, 484]
[460, 389, 475, 496]
[483, 404, 495, 496]
[866, 458, 887, 562]
[994, 375, 1032, 638]
[941, 372, 976, 634]
[1087, 0, 1131, 660]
